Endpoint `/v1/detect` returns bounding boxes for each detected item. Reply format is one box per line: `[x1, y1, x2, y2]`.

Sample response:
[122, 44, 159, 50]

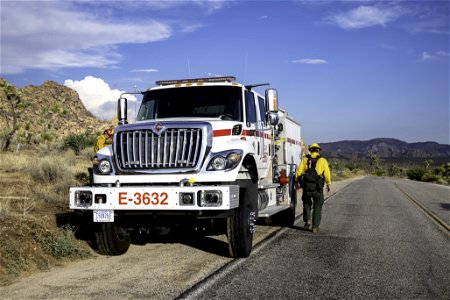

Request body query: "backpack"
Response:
[300, 155, 324, 194]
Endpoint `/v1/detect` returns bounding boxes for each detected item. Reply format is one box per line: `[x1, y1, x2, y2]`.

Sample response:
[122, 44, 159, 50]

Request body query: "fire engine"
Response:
[70, 76, 301, 258]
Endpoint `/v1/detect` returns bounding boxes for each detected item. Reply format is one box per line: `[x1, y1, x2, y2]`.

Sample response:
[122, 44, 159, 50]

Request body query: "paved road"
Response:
[1, 177, 448, 299]
[181, 177, 450, 299]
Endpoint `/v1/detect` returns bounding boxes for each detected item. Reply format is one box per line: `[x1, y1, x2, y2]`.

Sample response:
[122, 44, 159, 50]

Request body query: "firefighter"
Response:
[294, 143, 331, 233]
[94, 126, 114, 152]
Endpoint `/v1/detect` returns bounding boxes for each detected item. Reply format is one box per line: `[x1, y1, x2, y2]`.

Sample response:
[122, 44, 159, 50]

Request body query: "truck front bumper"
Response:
[69, 185, 240, 212]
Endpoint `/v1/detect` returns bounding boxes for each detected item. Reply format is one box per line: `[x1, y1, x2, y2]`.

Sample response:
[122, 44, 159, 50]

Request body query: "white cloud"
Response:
[436, 51, 449, 57]
[331, 5, 404, 30]
[179, 23, 205, 33]
[1, 1, 172, 74]
[420, 51, 450, 61]
[291, 58, 328, 65]
[64, 76, 137, 121]
[131, 69, 160, 73]
[421, 52, 434, 61]
[99, 0, 232, 14]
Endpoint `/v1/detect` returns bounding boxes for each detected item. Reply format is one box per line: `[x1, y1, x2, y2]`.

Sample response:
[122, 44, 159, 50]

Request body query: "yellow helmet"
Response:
[308, 143, 321, 151]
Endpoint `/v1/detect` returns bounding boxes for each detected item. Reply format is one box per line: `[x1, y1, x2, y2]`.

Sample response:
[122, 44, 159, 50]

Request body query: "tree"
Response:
[63, 131, 96, 155]
[0, 79, 25, 151]
[423, 159, 433, 170]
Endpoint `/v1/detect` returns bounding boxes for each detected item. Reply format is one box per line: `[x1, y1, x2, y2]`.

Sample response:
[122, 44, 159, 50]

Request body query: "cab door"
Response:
[245, 90, 270, 179]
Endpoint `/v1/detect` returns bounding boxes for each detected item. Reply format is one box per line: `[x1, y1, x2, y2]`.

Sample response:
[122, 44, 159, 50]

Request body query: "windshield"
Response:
[137, 86, 243, 121]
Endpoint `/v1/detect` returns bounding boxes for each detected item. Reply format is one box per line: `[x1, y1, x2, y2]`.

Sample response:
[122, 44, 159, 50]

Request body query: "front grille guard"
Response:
[114, 122, 212, 174]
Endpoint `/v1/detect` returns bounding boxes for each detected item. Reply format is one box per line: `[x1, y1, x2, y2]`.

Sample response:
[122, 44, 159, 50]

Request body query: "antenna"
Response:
[187, 56, 191, 76]
[133, 85, 137, 120]
[244, 52, 248, 84]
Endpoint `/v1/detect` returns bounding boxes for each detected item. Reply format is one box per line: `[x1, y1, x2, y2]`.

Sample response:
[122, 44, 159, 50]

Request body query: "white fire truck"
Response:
[70, 76, 301, 258]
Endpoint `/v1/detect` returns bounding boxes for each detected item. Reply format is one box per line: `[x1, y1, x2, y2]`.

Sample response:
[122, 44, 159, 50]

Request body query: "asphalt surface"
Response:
[1, 176, 448, 299]
[181, 177, 450, 299]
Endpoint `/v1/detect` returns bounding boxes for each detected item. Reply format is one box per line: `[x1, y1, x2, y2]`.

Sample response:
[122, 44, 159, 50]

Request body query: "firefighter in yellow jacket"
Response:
[295, 143, 331, 233]
[94, 126, 114, 152]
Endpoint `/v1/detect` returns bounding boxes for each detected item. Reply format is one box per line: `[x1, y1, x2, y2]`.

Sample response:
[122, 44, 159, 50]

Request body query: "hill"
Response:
[0, 79, 108, 147]
[320, 138, 450, 159]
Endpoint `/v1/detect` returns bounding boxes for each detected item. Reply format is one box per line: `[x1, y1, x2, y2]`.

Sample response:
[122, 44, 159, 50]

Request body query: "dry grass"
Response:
[0, 149, 94, 286]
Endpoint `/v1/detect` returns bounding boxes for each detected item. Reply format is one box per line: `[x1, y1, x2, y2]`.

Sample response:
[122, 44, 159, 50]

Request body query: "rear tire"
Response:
[227, 179, 257, 258]
[94, 222, 131, 255]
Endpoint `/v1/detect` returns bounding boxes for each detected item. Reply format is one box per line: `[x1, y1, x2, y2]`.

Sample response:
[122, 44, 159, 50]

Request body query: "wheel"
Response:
[94, 222, 131, 255]
[227, 179, 257, 258]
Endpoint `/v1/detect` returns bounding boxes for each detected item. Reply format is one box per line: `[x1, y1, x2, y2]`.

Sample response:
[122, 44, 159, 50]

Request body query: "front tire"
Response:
[227, 179, 257, 258]
[94, 222, 131, 255]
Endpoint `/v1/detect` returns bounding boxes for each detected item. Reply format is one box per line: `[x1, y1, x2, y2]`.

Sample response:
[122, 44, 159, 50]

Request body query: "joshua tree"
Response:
[0, 79, 24, 151]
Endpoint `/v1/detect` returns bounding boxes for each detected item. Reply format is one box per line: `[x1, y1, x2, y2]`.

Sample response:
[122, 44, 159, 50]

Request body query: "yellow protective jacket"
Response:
[94, 135, 112, 152]
[295, 152, 331, 185]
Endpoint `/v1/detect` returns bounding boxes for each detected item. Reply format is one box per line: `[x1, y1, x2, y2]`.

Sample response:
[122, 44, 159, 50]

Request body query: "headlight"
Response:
[98, 159, 112, 174]
[210, 156, 227, 170]
[207, 151, 242, 171]
[226, 152, 241, 168]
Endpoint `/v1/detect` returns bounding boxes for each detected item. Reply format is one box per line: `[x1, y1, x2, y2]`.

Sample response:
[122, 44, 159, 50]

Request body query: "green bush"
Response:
[421, 172, 441, 183]
[407, 167, 426, 181]
[38, 226, 91, 259]
[62, 131, 96, 155]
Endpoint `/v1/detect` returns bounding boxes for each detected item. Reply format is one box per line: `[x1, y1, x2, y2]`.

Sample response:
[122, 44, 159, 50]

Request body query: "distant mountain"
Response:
[320, 138, 450, 159]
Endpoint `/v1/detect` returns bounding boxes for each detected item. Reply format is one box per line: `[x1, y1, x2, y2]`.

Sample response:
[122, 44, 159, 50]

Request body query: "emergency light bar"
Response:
[156, 76, 236, 86]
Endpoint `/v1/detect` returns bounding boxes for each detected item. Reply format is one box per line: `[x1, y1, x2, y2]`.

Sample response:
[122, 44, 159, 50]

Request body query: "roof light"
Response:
[156, 76, 236, 86]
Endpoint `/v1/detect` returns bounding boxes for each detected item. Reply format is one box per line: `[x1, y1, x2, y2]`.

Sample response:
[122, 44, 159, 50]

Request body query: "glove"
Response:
[294, 178, 301, 190]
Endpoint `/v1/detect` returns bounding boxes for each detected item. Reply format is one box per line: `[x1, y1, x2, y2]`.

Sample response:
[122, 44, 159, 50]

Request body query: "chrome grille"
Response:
[116, 128, 203, 171]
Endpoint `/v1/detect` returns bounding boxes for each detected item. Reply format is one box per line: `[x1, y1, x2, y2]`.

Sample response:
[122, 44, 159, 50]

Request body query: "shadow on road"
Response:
[439, 203, 450, 210]
[55, 211, 230, 257]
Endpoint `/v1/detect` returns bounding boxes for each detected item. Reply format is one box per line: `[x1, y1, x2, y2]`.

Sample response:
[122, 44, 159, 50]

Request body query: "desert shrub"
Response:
[421, 172, 442, 183]
[373, 167, 385, 176]
[38, 226, 91, 259]
[62, 131, 96, 155]
[407, 167, 426, 181]
[62, 149, 77, 166]
[388, 164, 403, 177]
[28, 157, 72, 184]
[75, 171, 91, 184]
[80, 146, 95, 161]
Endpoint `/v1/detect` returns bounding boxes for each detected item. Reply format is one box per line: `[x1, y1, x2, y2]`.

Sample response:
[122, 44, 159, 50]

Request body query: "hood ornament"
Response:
[151, 121, 166, 135]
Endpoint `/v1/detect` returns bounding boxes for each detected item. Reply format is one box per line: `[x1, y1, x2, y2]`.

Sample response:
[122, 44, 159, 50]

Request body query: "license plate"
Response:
[93, 210, 114, 222]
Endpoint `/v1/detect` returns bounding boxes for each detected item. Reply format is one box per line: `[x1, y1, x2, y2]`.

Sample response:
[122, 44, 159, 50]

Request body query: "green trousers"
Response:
[302, 189, 324, 228]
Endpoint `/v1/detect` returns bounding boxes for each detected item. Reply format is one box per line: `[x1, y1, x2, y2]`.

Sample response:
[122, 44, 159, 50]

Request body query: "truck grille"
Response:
[116, 128, 203, 172]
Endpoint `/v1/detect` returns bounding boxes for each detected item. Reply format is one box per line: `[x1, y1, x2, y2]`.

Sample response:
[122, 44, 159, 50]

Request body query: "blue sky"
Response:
[1, 0, 449, 144]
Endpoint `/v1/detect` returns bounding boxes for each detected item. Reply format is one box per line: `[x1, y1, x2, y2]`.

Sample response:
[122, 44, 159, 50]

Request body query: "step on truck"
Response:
[70, 76, 301, 258]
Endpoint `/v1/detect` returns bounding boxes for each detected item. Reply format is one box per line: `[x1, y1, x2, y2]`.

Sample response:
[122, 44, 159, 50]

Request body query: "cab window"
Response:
[245, 90, 257, 125]
[258, 96, 266, 125]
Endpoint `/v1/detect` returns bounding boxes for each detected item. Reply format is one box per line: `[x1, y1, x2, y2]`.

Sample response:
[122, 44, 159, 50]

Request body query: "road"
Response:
[181, 177, 450, 299]
[1, 177, 448, 299]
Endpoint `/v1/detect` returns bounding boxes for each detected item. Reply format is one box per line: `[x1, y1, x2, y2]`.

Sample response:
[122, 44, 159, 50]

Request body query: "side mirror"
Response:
[118, 97, 128, 125]
[265, 88, 279, 125]
[265, 88, 278, 112]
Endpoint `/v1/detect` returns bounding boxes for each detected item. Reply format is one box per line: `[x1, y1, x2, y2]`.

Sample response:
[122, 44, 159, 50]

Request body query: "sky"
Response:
[1, 0, 449, 145]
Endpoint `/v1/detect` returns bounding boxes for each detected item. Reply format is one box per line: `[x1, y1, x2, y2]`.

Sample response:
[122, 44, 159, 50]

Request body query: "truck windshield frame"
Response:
[137, 86, 243, 121]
